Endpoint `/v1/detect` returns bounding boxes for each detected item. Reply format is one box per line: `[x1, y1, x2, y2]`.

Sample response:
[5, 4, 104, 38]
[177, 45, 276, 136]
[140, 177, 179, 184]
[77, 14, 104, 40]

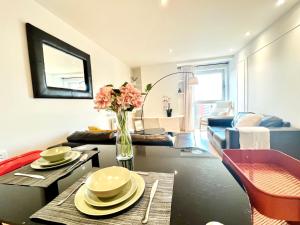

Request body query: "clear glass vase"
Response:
[116, 111, 133, 161]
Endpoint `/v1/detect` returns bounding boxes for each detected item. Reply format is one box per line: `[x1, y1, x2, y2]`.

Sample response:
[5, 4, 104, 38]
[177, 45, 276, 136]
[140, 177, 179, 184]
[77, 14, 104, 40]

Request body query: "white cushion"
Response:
[235, 114, 263, 127]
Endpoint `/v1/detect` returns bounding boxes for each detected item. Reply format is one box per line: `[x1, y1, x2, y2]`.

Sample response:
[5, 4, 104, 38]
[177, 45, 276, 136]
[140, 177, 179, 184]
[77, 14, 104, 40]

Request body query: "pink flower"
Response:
[117, 83, 142, 110]
[94, 83, 142, 112]
[94, 86, 113, 110]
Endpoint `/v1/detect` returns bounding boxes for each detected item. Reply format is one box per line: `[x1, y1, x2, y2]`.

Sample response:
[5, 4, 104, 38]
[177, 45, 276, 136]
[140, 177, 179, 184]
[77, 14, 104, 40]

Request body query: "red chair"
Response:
[0, 150, 42, 176]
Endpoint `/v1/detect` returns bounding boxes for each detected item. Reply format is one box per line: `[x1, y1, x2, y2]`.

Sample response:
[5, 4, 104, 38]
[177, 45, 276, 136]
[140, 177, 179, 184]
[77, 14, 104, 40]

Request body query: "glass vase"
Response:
[116, 111, 133, 161]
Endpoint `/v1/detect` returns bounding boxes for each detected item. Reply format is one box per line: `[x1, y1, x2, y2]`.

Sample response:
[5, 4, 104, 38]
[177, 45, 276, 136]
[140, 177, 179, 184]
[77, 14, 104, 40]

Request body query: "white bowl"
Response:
[40, 146, 71, 162]
[86, 166, 131, 198]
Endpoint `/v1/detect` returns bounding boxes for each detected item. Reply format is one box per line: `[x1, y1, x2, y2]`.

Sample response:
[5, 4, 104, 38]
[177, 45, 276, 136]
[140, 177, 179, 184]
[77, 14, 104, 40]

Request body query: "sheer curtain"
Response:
[179, 66, 195, 132]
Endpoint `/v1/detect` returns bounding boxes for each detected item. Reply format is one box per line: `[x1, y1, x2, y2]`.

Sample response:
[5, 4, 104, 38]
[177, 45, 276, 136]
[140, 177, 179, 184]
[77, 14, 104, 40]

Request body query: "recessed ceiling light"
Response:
[161, 0, 169, 7]
[245, 32, 251, 37]
[229, 48, 234, 52]
[276, 0, 285, 7]
[168, 48, 173, 53]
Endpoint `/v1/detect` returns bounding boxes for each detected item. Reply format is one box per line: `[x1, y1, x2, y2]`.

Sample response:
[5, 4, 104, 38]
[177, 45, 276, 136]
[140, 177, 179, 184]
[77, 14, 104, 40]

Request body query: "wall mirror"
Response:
[26, 23, 93, 98]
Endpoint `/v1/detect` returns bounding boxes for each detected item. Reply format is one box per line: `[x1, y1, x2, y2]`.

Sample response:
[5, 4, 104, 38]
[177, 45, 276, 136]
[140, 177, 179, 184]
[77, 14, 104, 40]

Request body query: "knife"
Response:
[141, 180, 159, 224]
[64, 153, 88, 174]
[14, 172, 45, 180]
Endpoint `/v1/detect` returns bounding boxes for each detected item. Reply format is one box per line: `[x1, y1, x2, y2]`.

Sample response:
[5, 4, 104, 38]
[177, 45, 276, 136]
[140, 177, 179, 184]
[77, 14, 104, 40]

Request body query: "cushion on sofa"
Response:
[0, 150, 42, 176]
[131, 134, 173, 146]
[235, 114, 263, 127]
[232, 112, 253, 127]
[259, 116, 284, 127]
[65, 131, 173, 146]
[67, 131, 116, 144]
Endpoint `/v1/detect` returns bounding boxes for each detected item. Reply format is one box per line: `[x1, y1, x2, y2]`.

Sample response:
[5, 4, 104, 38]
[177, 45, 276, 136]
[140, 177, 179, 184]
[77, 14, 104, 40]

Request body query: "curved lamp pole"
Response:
[139, 71, 198, 127]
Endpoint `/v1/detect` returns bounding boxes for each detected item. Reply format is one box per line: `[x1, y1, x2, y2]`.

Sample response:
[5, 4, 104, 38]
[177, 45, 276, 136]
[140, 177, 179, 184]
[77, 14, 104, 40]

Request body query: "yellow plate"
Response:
[84, 174, 138, 207]
[74, 172, 145, 216]
[35, 152, 73, 167]
[31, 151, 81, 170]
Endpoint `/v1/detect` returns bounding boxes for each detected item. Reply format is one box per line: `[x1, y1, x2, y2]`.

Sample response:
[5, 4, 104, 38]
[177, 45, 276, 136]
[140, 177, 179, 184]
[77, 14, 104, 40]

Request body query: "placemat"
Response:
[31, 171, 174, 225]
[0, 150, 98, 188]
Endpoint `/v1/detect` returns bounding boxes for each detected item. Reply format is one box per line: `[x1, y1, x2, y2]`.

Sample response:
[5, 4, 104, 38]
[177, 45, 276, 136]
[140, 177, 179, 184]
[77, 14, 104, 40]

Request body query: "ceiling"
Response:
[36, 0, 299, 67]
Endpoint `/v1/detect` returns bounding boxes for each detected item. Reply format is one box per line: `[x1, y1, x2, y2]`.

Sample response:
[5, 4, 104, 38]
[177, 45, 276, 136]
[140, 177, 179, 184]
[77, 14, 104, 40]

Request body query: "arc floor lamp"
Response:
[139, 71, 199, 128]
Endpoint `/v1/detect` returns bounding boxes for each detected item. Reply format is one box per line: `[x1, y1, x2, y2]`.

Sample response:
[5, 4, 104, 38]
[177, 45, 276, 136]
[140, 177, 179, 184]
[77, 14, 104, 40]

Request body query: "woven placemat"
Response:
[0, 151, 98, 188]
[31, 171, 174, 225]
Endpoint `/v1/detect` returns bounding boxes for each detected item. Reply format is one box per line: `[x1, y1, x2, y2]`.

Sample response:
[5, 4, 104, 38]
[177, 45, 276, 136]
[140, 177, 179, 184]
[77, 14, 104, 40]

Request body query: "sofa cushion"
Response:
[235, 114, 263, 127]
[65, 131, 173, 146]
[232, 112, 253, 127]
[212, 132, 226, 149]
[131, 134, 173, 146]
[67, 131, 116, 144]
[0, 150, 42, 176]
[259, 116, 284, 127]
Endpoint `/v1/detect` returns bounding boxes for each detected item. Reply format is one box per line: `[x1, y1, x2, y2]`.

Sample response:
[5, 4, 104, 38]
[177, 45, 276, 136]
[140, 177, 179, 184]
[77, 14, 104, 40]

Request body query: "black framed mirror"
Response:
[26, 23, 93, 99]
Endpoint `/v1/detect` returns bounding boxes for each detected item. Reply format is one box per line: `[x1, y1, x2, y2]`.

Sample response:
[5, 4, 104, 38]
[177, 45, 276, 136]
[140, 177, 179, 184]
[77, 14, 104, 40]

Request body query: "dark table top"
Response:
[97, 145, 252, 225]
[0, 145, 252, 225]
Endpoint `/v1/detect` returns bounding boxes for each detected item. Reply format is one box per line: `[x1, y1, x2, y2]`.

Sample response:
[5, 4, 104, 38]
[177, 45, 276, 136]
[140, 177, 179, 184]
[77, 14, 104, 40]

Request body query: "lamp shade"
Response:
[188, 76, 199, 85]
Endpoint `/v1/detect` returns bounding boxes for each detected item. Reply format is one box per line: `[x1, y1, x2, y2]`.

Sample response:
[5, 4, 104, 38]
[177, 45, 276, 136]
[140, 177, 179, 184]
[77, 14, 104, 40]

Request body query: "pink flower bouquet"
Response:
[94, 82, 142, 160]
[94, 82, 142, 113]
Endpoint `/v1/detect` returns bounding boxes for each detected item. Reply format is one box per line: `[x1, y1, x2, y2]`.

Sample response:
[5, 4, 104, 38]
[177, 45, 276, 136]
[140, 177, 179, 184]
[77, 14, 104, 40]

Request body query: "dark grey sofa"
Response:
[49, 131, 174, 149]
[207, 116, 300, 160]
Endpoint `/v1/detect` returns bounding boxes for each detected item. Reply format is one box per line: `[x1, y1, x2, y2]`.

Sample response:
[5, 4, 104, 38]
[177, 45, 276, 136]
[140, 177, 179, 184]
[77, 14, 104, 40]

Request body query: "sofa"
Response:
[207, 114, 300, 160]
[50, 131, 174, 149]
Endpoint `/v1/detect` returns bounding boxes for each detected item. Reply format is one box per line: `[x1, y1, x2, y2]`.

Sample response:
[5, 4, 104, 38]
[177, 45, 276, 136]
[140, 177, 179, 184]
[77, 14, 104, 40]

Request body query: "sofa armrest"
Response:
[225, 128, 240, 149]
[208, 116, 234, 127]
[268, 127, 300, 160]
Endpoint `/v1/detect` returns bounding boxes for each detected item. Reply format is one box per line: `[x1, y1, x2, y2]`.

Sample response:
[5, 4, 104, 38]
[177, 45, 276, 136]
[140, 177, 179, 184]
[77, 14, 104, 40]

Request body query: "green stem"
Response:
[116, 111, 132, 157]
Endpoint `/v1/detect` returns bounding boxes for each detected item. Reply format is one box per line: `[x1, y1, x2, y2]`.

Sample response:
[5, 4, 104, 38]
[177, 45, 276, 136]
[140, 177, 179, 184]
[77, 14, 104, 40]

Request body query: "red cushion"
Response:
[0, 150, 42, 176]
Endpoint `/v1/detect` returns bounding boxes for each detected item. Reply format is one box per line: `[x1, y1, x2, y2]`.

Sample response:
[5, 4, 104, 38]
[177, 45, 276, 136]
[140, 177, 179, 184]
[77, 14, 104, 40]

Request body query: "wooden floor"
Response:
[194, 129, 221, 158]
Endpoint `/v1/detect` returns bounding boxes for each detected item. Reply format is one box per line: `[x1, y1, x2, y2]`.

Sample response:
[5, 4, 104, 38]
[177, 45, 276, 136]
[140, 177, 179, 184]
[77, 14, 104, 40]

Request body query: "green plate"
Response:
[84, 173, 138, 207]
[31, 151, 81, 170]
[74, 172, 145, 216]
[35, 152, 74, 167]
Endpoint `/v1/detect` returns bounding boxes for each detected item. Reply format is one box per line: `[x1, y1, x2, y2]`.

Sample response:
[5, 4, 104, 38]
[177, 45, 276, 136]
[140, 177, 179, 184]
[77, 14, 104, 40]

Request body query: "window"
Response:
[192, 63, 229, 128]
[193, 64, 228, 102]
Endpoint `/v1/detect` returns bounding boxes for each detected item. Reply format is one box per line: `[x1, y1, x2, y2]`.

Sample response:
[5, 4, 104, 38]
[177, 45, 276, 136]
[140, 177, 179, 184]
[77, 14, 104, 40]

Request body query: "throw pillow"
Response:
[232, 112, 253, 127]
[235, 114, 263, 127]
[259, 116, 283, 127]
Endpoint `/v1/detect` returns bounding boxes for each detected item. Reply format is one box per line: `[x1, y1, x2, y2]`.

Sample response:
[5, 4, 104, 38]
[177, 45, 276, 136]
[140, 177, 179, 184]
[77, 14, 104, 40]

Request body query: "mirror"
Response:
[43, 44, 86, 91]
[26, 23, 93, 99]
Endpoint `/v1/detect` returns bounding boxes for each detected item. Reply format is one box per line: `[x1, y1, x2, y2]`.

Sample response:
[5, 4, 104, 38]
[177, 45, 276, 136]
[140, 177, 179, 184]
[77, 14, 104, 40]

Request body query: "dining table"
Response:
[0, 147, 100, 225]
[0, 145, 252, 225]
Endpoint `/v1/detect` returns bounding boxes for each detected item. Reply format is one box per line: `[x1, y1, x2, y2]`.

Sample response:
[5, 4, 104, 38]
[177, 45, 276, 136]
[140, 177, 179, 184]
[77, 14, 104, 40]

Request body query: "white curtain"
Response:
[179, 66, 195, 131]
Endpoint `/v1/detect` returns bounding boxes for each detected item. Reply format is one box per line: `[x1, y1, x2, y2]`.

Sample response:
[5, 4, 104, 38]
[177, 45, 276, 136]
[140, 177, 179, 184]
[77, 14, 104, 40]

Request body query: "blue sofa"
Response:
[207, 115, 300, 160]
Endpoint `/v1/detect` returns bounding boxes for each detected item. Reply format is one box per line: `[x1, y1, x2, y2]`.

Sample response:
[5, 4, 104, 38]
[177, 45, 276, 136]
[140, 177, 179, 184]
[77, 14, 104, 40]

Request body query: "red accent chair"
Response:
[0, 150, 42, 176]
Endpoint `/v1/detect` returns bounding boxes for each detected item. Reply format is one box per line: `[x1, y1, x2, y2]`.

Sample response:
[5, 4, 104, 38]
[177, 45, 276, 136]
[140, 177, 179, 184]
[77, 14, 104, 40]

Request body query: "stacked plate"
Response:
[74, 166, 145, 216]
[31, 146, 81, 170]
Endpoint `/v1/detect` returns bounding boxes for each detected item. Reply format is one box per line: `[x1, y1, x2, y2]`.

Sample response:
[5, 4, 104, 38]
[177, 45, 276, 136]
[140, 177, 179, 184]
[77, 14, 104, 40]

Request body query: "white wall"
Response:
[0, 0, 130, 157]
[235, 3, 300, 127]
[141, 63, 184, 117]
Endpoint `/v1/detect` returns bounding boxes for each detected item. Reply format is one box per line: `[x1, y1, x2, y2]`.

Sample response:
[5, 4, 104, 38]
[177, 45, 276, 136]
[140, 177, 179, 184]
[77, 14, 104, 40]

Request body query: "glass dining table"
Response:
[0, 145, 252, 225]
